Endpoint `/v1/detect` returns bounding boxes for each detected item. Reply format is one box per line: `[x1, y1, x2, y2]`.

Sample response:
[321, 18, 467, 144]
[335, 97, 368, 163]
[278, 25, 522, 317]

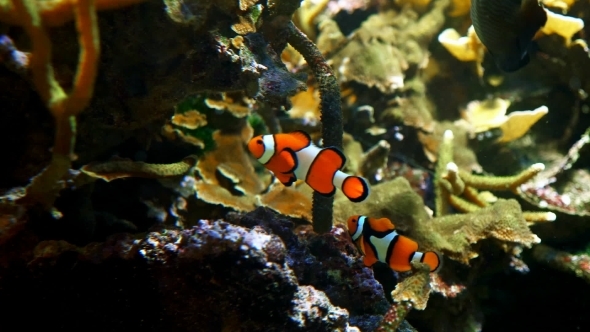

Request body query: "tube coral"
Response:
[287, 21, 343, 234]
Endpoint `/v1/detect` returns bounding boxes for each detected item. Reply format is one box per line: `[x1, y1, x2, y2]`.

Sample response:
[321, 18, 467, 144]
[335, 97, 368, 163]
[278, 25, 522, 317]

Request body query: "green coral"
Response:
[248, 113, 268, 136]
[172, 95, 218, 154]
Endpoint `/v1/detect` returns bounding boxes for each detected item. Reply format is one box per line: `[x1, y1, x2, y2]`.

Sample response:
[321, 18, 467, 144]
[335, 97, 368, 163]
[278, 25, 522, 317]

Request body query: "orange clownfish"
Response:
[347, 215, 441, 273]
[247, 130, 370, 202]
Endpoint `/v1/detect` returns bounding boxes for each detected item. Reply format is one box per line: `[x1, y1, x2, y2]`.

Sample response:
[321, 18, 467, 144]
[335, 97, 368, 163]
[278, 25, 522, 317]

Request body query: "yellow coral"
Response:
[437, 26, 485, 76]
[540, 9, 584, 45]
[448, 0, 471, 17]
[542, 0, 577, 12]
[457, 98, 548, 143]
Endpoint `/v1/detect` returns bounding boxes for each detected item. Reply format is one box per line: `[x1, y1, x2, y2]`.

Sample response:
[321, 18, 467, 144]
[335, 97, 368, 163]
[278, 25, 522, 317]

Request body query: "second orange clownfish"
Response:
[347, 215, 441, 273]
[247, 130, 370, 202]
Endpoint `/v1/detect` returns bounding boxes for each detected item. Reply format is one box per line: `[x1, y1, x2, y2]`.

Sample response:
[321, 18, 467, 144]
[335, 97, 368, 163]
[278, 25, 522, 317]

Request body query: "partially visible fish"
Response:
[471, 0, 547, 72]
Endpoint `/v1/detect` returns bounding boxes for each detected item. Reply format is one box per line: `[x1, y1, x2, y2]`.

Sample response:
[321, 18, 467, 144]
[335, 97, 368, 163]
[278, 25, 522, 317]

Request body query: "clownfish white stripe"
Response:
[293, 145, 322, 180]
[351, 216, 366, 241]
[333, 171, 347, 191]
[258, 135, 276, 165]
[411, 252, 424, 264]
[370, 231, 399, 263]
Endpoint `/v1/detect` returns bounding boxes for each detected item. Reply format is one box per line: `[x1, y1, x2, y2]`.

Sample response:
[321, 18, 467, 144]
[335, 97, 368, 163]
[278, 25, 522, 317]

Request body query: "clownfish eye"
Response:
[256, 139, 263, 145]
[351, 217, 357, 223]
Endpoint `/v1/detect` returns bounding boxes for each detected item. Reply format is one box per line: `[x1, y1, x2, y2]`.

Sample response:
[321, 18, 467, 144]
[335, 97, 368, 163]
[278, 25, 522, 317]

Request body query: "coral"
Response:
[519, 126, 590, 216]
[390, 262, 432, 310]
[80, 156, 198, 182]
[162, 0, 264, 35]
[2, 207, 395, 330]
[359, 140, 391, 182]
[432, 130, 553, 226]
[533, 244, 590, 284]
[287, 21, 343, 234]
[540, 8, 584, 45]
[288, 85, 322, 126]
[448, 0, 471, 17]
[336, 176, 541, 263]
[0, 0, 146, 26]
[376, 302, 413, 332]
[239, 208, 390, 331]
[6, 0, 100, 210]
[171, 110, 208, 130]
[543, 0, 577, 12]
[319, 0, 450, 94]
[437, 26, 485, 76]
[194, 126, 268, 212]
[293, 0, 331, 41]
[456, 98, 548, 143]
[257, 182, 312, 220]
[245, 32, 307, 109]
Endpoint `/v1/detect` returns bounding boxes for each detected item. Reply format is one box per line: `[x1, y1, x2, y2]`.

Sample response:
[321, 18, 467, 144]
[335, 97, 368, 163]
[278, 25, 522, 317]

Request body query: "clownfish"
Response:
[247, 130, 370, 202]
[347, 215, 441, 273]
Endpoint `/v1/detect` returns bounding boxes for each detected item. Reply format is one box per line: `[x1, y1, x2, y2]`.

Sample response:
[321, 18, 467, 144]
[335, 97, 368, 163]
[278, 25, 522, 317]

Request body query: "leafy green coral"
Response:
[170, 95, 218, 154]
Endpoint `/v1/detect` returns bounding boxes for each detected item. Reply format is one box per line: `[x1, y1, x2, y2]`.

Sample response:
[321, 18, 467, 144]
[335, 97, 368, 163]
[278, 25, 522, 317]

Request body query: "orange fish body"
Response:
[248, 130, 370, 203]
[347, 215, 441, 273]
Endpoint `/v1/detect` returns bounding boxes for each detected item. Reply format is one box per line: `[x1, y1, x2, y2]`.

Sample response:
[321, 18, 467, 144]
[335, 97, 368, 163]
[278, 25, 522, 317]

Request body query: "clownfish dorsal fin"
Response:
[277, 148, 298, 174]
[369, 217, 396, 233]
[289, 130, 312, 147]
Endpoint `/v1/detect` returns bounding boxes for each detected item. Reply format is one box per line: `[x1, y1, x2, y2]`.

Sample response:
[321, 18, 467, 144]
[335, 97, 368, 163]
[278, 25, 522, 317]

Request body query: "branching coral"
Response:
[0, 0, 155, 211]
[433, 130, 555, 227]
[533, 244, 590, 284]
[5, 0, 99, 210]
[519, 126, 590, 216]
[0, 0, 146, 26]
[80, 156, 198, 182]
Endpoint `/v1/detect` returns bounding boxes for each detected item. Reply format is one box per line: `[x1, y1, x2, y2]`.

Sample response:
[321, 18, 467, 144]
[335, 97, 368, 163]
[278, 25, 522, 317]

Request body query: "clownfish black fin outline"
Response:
[283, 175, 297, 186]
[341, 176, 370, 203]
[274, 172, 297, 186]
[316, 186, 337, 197]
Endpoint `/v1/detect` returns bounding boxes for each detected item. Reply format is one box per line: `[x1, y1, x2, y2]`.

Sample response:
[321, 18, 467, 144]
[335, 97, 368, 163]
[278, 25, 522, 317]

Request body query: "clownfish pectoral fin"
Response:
[341, 175, 370, 203]
[275, 172, 297, 186]
[423, 251, 442, 273]
[363, 254, 378, 267]
[289, 130, 312, 147]
[276, 148, 298, 174]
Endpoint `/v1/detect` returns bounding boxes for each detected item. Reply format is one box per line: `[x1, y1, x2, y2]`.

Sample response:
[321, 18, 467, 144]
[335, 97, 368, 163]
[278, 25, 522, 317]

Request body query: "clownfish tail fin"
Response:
[335, 172, 370, 202]
[422, 251, 442, 273]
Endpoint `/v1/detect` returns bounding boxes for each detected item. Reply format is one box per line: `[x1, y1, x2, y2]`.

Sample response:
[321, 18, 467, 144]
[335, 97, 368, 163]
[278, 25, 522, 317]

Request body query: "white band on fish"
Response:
[351, 216, 366, 241]
[258, 135, 276, 164]
[411, 252, 424, 264]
